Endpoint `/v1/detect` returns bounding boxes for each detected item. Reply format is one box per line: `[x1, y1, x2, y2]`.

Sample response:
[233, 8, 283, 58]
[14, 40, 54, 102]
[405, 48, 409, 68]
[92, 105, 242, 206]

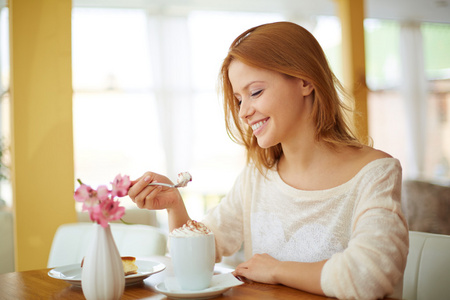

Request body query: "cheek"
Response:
[285, 92, 308, 113]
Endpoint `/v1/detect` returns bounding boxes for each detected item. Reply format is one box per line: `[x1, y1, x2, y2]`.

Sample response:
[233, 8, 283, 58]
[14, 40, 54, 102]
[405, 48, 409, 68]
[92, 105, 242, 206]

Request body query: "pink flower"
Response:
[111, 174, 131, 197]
[74, 184, 93, 202]
[96, 185, 110, 201]
[74, 184, 101, 211]
[74, 174, 130, 228]
[90, 198, 125, 228]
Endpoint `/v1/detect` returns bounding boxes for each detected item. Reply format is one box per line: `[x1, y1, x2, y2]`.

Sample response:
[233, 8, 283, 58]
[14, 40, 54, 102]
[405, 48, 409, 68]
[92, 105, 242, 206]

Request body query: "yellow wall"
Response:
[9, 0, 76, 271]
[336, 0, 369, 144]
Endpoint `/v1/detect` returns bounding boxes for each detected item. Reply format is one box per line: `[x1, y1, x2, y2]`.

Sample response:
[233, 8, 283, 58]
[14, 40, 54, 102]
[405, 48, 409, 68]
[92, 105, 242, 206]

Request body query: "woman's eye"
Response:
[251, 90, 262, 97]
[238, 100, 242, 106]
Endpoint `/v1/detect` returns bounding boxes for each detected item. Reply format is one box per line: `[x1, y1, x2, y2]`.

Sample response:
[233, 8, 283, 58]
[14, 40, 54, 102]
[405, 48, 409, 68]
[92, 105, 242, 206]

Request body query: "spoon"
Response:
[148, 172, 192, 189]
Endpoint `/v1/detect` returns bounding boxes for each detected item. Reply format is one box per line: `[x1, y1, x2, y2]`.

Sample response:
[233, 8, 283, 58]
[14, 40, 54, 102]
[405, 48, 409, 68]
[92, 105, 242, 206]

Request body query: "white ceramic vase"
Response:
[81, 223, 125, 300]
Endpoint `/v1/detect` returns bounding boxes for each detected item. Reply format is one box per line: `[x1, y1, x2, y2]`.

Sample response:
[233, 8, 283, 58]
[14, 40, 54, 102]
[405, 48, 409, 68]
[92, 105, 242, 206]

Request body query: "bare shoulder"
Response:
[345, 145, 393, 172]
[360, 145, 392, 161]
[334, 146, 393, 181]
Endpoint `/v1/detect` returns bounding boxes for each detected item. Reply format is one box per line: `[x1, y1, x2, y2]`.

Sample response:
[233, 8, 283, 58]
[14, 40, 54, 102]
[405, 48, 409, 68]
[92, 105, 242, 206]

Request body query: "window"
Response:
[366, 19, 450, 184]
[365, 20, 407, 174]
[422, 22, 450, 183]
[72, 8, 162, 187]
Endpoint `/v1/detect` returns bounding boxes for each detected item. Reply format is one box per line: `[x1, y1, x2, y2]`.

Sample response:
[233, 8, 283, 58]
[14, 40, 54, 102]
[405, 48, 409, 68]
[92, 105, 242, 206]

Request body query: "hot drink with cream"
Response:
[169, 220, 215, 290]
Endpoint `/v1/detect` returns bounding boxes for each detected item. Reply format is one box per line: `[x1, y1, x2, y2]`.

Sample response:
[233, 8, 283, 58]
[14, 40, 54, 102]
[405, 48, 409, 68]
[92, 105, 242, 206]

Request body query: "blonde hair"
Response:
[219, 22, 361, 173]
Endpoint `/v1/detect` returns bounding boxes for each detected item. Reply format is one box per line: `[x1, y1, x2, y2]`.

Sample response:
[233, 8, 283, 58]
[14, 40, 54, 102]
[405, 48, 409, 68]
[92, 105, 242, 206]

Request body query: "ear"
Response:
[300, 80, 314, 97]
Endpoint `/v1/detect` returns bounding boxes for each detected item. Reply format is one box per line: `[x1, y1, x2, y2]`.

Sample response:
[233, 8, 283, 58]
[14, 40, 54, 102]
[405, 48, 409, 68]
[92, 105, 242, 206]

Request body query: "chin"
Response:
[256, 138, 276, 149]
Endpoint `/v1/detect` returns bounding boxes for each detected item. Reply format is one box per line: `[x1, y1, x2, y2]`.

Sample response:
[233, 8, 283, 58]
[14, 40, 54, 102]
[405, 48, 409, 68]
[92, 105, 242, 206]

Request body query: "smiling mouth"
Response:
[251, 119, 268, 131]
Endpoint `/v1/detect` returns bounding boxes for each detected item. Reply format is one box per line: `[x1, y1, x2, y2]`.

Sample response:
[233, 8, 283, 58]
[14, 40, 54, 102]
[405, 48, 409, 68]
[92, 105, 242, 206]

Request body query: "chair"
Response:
[402, 231, 450, 300]
[47, 222, 167, 268]
[77, 208, 159, 227]
[401, 180, 450, 235]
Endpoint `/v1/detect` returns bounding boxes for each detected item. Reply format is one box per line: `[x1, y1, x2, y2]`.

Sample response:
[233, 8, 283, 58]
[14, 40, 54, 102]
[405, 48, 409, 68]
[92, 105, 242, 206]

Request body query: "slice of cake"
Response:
[121, 256, 138, 275]
[81, 256, 138, 275]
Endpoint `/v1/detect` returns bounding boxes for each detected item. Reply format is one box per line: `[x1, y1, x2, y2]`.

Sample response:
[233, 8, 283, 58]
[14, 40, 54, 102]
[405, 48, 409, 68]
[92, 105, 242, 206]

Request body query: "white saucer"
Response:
[48, 260, 165, 287]
[154, 273, 243, 299]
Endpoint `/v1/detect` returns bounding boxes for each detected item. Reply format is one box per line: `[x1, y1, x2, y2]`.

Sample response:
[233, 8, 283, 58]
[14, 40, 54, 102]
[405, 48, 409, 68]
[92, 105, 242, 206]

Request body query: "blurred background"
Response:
[0, 0, 449, 273]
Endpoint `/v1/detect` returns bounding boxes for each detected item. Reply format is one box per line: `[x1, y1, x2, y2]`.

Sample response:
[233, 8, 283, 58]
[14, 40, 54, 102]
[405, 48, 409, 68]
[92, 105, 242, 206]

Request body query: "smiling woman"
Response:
[126, 21, 409, 299]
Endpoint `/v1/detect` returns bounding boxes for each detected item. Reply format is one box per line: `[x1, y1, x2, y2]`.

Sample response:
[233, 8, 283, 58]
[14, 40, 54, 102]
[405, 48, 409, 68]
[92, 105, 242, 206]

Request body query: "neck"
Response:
[279, 138, 329, 173]
[277, 126, 346, 190]
[278, 118, 330, 170]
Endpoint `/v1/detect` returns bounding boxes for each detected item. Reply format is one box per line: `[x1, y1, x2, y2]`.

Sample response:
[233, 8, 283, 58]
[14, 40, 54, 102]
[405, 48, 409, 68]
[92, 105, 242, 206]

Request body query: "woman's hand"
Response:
[233, 254, 327, 296]
[128, 172, 182, 210]
[233, 253, 281, 284]
[128, 171, 191, 232]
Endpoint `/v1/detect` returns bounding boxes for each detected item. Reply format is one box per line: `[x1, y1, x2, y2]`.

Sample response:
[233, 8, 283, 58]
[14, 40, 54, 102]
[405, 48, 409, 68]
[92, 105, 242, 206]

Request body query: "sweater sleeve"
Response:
[321, 160, 409, 299]
[202, 168, 246, 262]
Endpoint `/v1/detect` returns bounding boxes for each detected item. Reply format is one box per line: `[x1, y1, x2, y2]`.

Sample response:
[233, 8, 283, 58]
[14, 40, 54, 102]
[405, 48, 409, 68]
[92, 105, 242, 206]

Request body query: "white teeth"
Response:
[251, 120, 266, 131]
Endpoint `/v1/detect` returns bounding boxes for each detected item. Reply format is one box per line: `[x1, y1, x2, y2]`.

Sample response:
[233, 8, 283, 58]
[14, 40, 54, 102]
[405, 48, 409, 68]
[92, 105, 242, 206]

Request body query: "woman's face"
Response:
[228, 60, 313, 149]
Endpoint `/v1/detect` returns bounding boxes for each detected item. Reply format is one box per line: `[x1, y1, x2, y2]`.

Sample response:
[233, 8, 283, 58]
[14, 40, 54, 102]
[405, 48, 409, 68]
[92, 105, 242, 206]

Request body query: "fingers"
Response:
[234, 267, 251, 281]
[128, 172, 153, 198]
[128, 172, 161, 209]
[231, 271, 249, 284]
[233, 260, 249, 277]
[129, 172, 162, 200]
[232, 254, 277, 284]
[135, 185, 162, 209]
[128, 171, 182, 211]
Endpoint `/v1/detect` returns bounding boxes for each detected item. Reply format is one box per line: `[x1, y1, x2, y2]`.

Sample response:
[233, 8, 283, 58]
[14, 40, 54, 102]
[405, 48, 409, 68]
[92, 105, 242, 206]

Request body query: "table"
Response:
[0, 256, 334, 300]
[0, 269, 333, 300]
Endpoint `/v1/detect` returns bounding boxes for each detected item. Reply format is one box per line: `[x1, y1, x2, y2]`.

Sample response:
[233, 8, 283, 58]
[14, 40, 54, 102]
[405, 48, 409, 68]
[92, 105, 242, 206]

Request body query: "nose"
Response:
[238, 98, 254, 120]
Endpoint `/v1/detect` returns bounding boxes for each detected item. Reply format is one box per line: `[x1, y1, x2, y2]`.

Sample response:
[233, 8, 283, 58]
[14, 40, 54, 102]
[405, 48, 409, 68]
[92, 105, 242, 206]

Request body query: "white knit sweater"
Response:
[202, 158, 409, 299]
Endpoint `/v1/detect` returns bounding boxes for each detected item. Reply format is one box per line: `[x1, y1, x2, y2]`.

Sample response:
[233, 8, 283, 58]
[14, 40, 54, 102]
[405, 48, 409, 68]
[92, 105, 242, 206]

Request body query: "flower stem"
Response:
[120, 218, 133, 225]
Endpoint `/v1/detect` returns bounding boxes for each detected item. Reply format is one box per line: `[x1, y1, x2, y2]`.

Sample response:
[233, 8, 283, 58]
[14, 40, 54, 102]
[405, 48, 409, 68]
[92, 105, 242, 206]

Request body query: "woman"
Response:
[128, 22, 408, 299]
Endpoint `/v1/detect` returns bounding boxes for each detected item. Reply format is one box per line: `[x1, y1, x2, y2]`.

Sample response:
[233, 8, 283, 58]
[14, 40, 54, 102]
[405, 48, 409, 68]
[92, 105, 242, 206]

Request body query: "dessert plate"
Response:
[48, 260, 165, 287]
[155, 273, 243, 299]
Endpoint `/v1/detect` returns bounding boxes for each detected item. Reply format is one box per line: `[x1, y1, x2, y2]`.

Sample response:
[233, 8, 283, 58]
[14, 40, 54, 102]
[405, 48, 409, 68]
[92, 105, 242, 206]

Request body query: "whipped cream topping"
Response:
[176, 172, 192, 187]
[170, 220, 212, 237]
